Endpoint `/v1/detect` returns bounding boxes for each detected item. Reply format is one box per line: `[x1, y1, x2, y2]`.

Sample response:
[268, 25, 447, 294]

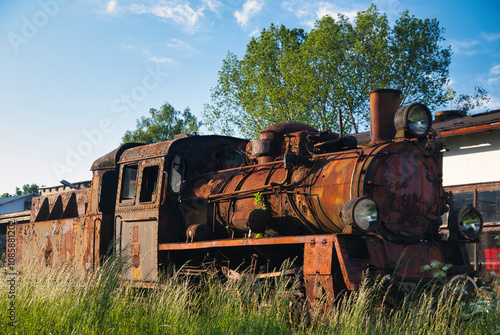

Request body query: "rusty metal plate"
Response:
[303, 236, 334, 275]
[334, 234, 445, 290]
[118, 216, 158, 282]
[16, 215, 100, 271]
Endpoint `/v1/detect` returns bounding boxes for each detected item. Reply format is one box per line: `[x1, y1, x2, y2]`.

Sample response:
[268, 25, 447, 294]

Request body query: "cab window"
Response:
[140, 165, 159, 203]
[170, 155, 184, 193]
[120, 165, 138, 202]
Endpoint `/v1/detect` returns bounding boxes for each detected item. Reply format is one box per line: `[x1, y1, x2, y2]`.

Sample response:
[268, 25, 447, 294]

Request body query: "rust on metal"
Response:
[159, 234, 326, 250]
[91, 143, 144, 170]
[12, 88, 477, 306]
[433, 109, 500, 138]
[230, 209, 270, 234]
[369, 89, 401, 144]
[437, 123, 500, 137]
[131, 226, 140, 268]
[333, 234, 444, 290]
[186, 224, 211, 242]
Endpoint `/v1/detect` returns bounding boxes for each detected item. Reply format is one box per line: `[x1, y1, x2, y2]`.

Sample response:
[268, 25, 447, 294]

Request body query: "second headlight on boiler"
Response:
[342, 197, 380, 233]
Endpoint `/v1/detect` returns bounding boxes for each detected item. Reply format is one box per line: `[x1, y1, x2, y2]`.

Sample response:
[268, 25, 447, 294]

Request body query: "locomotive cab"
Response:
[102, 136, 248, 281]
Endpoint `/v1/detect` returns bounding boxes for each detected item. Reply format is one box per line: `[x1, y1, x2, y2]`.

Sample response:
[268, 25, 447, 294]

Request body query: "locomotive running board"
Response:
[158, 234, 333, 250]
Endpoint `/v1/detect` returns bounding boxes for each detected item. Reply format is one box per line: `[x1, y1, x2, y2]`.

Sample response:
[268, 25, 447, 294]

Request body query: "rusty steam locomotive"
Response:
[15, 89, 484, 301]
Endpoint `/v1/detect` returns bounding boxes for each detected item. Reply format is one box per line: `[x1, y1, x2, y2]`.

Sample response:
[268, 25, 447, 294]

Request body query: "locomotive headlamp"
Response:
[342, 197, 380, 233]
[449, 205, 483, 241]
[394, 103, 432, 139]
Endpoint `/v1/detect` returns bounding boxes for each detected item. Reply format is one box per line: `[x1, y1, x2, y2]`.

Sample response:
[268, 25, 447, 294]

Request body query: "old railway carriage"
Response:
[15, 89, 484, 301]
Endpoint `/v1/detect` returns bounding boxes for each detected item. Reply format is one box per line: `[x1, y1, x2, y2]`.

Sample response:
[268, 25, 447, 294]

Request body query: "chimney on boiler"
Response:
[369, 89, 401, 143]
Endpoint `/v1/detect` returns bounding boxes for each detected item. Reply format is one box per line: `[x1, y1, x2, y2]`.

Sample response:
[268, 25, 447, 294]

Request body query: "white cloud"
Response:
[450, 39, 480, 56]
[116, 41, 180, 66]
[165, 39, 196, 56]
[249, 27, 260, 37]
[234, 0, 264, 28]
[166, 38, 193, 50]
[128, 3, 147, 14]
[488, 64, 500, 85]
[282, 1, 364, 28]
[484, 95, 500, 110]
[201, 0, 221, 15]
[316, 3, 357, 21]
[128, 2, 203, 31]
[150, 56, 178, 66]
[106, 0, 118, 14]
[481, 32, 500, 42]
[107, 1, 220, 33]
[152, 4, 202, 28]
[491, 65, 500, 76]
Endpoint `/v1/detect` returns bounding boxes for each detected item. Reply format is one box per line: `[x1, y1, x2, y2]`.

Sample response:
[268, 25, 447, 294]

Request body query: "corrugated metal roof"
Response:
[433, 109, 500, 137]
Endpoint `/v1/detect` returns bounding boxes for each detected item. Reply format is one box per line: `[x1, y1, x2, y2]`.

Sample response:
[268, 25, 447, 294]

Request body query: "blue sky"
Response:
[1, 0, 499, 193]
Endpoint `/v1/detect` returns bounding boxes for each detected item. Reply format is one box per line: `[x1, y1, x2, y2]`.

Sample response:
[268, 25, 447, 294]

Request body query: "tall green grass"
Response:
[1, 258, 499, 334]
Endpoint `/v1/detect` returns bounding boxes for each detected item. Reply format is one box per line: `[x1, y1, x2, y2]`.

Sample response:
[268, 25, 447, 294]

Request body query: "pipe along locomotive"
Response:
[15, 89, 484, 302]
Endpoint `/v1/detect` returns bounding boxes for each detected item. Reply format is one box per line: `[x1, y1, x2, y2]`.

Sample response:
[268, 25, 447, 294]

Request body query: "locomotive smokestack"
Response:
[369, 89, 401, 143]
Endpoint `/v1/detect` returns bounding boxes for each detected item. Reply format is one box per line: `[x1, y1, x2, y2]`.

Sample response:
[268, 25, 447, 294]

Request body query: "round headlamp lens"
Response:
[407, 105, 431, 136]
[459, 206, 483, 240]
[395, 103, 432, 139]
[354, 198, 379, 231]
[343, 197, 380, 233]
[449, 205, 483, 240]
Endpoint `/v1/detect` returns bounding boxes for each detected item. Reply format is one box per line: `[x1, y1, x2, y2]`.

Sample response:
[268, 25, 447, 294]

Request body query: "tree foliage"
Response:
[1, 184, 41, 198]
[203, 25, 306, 137]
[122, 103, 201, 144]
[444, 85, 490, 112]
[203, 5, 452, 138]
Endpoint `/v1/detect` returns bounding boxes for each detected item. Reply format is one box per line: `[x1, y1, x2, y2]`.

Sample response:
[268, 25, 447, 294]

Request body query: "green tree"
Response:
[388, 10, 451, 106]
[295, 8, 391, 134]
[454, 85, 490, 111]
[203, 24, 306, 138]
[203, 5, 452, 138]
[202, 52, 244, 137]
[1, 183, 41, 198]
[443, 85, 490, 112]
[122, 103, 201, 144]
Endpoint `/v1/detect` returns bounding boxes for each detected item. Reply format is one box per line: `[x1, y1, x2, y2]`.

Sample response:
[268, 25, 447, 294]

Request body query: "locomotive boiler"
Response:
[15, 89, 484, 302]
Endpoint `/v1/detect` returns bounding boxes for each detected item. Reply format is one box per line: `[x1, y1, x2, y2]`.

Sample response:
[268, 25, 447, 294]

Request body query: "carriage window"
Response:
[120, 165, 138, 201]
[478, 190, 500, 223]
[170, 155, 184, 193]
[140, 165, 159, 203]
[451, 192, 474, 211]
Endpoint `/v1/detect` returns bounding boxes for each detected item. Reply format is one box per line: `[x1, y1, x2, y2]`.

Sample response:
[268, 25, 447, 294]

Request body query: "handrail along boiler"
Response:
[16, 89, 483, 300]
